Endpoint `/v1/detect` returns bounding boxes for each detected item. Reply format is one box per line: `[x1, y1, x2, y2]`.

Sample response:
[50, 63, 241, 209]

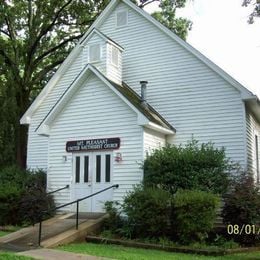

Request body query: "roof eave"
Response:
[244, 96, 260, 123]
[146, 122, 176, 135]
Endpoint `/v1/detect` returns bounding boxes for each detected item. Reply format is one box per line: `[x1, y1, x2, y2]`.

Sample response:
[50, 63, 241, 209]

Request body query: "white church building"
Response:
[21, 0, 260, 212]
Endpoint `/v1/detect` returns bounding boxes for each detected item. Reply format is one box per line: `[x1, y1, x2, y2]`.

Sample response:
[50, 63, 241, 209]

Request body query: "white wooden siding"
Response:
[246, 109, 260, 178]
[48, 74, 143, 207]
[106, 43, 122, 84]
[99, 2, 246, 167]
[27, 124, 48, 170]
[143, 127, 165, 157]
[27, 51, 84, 169]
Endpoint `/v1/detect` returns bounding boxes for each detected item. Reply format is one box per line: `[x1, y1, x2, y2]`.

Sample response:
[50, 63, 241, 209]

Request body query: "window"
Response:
[96, 155, 101, 183]
[89, 44, 101, 62]
[116, 10, 128, 27]
[75, 156, 80, 183]
[105, 154, 111, 182]
[84, 156, 89, 183]
[111, 46, 119, 67]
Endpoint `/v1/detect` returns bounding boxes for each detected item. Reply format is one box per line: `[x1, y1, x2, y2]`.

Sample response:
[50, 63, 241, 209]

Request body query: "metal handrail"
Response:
[47, 185, 69, 195]
[38, 184, 119, 246]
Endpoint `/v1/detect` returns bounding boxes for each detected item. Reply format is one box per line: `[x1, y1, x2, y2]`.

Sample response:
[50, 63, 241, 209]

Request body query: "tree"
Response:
[148, 0, 192, 40]
[0, 0, 191, 168]
[242, 0, 260, 23]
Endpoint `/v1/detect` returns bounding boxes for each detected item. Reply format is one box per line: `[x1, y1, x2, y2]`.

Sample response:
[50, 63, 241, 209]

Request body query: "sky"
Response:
[144, 0, 260, 98]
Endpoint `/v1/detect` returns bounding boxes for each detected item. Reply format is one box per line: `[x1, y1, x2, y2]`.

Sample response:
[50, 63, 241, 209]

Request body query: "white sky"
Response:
[144, 0, 260, 98]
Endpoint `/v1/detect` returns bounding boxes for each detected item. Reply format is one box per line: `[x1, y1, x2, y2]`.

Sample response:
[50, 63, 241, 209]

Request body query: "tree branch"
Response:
[0, 49, 21, 84]
[31, 59, 64, 86]
[33, 33, 83, 66]
[28, 0, 74, 60]
[0, 30, 10, 38]
[139, 0, 159, 8]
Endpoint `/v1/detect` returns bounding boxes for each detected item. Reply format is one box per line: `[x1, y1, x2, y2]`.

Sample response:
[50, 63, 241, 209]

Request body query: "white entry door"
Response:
[71, 152, 113, 212]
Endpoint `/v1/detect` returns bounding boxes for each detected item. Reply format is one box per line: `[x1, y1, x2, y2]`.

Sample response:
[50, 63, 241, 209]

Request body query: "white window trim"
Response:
[116, 10, 128, 28]
[88, 44, 102, 63]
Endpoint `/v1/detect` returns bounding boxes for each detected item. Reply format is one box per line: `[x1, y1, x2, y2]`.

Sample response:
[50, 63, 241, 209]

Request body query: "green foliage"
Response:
[0, 183, 23, 225]
[242, 0, 260, 24]
[151, 0, 192, 40]
[0, 165, 55, 225]
[19, 170, 55, 225]
[103, 201, 124, 234]
[0, 80, 17, 166]
[122, 185, 172, 238]
[172, 190, 220, 244]
[143, 140, 231, 195]
[222, 172, 260, 245]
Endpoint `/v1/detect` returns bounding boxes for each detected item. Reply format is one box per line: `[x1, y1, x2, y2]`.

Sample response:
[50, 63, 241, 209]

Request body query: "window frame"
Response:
[88, 43, 102, 63]
[116, 10, 128, 28]
[110, 45, 119, 67]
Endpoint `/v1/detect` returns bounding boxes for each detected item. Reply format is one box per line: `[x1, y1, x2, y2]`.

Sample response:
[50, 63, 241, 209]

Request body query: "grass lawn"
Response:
[59, 243, 260, 260]
[0, 230, 12, 237]
[0, 252, 33, 260]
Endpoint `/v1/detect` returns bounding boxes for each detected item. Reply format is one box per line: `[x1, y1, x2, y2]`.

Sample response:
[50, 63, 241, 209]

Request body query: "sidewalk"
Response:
[17, 248, 110, 260]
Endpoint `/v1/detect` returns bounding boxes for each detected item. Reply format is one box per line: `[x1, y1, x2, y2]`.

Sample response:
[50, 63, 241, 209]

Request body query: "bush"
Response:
[122, 185, 172, 238]
[222, 172, 260, 245]
[102, 201, 123, 234]
[143, 140, 231, 194]
[19, 170, 55, 225]
[0, 183, 22, 225]
[0, 165, 55, 225]
[172, 189, 220, 244]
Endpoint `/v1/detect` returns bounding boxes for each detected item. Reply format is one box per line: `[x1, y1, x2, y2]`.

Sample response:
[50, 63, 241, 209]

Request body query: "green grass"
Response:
[58, 243, 260, 260]
[0, 252, 33, 260]
[0, 230, 12, 237]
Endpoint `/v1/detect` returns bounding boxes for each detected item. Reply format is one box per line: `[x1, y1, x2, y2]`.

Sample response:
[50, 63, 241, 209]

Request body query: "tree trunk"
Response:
[16, 123, 28, 169]
[16, 87, 30, 169]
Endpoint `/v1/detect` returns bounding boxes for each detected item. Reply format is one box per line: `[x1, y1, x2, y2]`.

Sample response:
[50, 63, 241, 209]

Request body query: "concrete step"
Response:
[0, 213, 107, 252]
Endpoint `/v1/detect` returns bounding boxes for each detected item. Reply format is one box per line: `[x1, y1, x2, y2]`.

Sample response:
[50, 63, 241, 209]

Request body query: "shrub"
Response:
[122, 185, 172, 238]
[102, 201, 123, 234]
[19, 173, 55, 225]
[143, 140, 231, 194]
[0, 183, 22, 225]
[172, 189, 220, 244]
[222, 172, 260, 245]
[0, 165, 55, 225]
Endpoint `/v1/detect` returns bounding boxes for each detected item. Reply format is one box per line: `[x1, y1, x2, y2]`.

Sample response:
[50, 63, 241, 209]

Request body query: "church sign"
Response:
[66, 138, 120, 152]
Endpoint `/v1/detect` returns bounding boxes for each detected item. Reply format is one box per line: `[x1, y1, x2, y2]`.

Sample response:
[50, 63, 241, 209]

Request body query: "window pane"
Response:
[117, 11, 127, 27]
[111, 46, 119, 67]
[84, 156, 89, 183]
[75, 156, 80, 183]
[89, 44, 101, 62]
[105, 154, 111, 182]
[96, 155, 101, 183]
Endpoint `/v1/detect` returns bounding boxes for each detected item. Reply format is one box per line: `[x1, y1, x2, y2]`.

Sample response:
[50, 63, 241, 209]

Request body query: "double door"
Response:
[71, 152, 113, 212]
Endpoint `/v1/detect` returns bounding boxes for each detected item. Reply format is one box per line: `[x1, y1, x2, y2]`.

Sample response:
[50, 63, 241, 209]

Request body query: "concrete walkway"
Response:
[0, 213, 106, 251]
[17, 248, 110, 260]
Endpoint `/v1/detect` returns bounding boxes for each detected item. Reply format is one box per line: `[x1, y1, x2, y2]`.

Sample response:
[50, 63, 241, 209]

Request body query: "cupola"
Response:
[80, 28, 123, 85]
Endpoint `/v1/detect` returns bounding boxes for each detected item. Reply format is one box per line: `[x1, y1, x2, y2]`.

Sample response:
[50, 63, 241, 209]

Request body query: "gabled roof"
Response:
[21, 0, 260, 125]
[80, 28, 124, 51]
[36, 64, 175, 136]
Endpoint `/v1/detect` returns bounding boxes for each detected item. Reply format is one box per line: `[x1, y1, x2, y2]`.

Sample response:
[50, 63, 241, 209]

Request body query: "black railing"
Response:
[47, 185, 69, 195]
[38, 184, 119, 246]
